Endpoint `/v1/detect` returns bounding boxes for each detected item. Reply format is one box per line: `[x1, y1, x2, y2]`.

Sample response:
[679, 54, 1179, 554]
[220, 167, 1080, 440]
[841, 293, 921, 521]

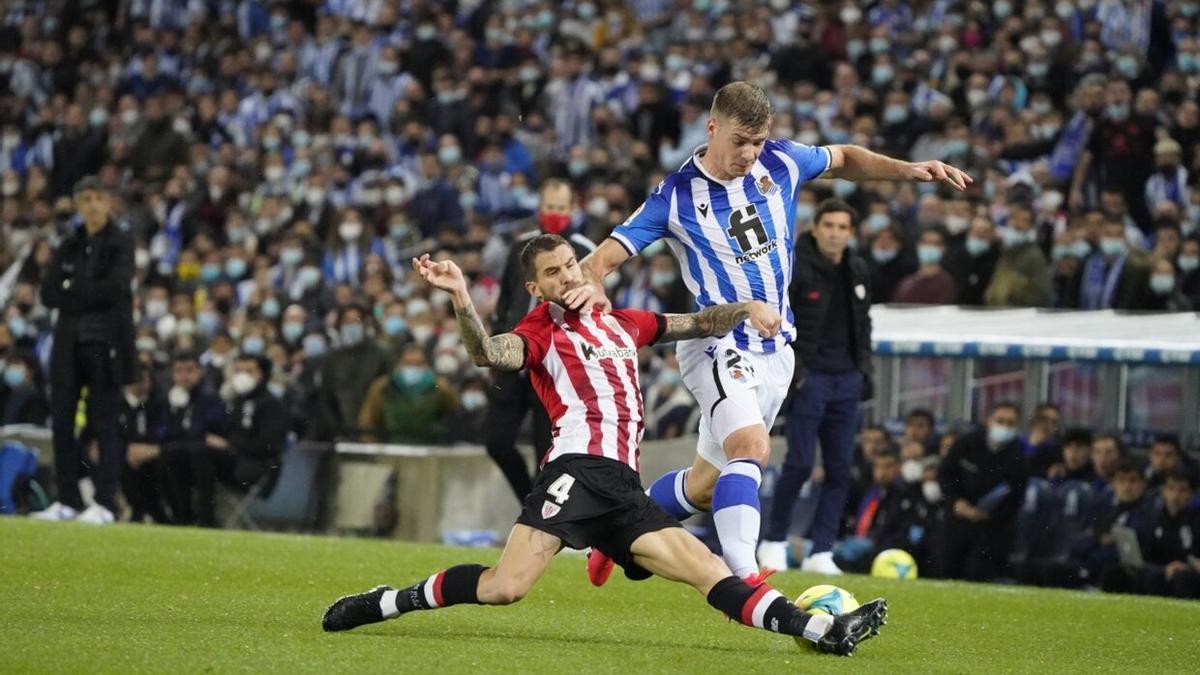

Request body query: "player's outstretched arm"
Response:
[661, 300, 781, 342]
[412, 254, 525, 370]
[824, 144, 973, 192]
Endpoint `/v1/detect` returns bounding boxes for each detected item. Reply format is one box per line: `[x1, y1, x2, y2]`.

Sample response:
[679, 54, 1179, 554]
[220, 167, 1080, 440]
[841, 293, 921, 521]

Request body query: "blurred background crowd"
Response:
[1, 0, 1199, 594]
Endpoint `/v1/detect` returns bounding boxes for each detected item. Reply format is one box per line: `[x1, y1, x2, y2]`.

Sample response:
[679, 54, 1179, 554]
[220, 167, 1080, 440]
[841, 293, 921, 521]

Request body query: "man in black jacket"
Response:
[117, 363, 170, 524]
[159, 351, 228, 525]
[33, 177, 136, 524]
[759, 199, 873, 574]
[487, 178, 595, 500]
[938, 401, 1029, 582]
[181, 354, 287, 527]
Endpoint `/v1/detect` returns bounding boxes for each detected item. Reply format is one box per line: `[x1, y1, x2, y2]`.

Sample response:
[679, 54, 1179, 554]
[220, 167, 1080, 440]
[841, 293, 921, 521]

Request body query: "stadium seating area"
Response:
[1, 1, 1199, 599]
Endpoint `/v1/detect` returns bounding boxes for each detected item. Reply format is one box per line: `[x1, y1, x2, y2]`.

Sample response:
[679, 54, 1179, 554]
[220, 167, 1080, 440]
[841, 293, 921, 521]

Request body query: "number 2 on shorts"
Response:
[546, 473, 576, 505]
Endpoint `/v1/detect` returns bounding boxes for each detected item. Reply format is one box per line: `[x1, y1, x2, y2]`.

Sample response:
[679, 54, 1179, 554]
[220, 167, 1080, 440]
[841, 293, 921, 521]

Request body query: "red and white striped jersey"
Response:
[512, 303, 665, 473]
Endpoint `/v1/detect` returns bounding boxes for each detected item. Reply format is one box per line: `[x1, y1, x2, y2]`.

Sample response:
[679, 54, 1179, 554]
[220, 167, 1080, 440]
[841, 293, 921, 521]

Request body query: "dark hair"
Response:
[874, 447, 900, 462]
[906, 408, 934, 425]
[171, 350, 200, 365]
[1035, 402, 1061, 417]
[520, 233, 571, 282]
[710, 82, 772, 129]
[236, 353, 272, 381]
[1111, 457, 1143, 478]
[1062, 427, 1094, 448]
[1152, 434, 1182, 453]
[538, 177, 573, 199]
[988, 400, 1020, 418]
[73, 175, 107, 196]
[1162, 469, 1195, 490]
[1094, 432, 1126, 455]
[814, 198, 859, 227]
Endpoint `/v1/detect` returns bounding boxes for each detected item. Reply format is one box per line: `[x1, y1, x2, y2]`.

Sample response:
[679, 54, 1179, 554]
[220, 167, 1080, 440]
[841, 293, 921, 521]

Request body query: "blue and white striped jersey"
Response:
[610, 139, 831, 354]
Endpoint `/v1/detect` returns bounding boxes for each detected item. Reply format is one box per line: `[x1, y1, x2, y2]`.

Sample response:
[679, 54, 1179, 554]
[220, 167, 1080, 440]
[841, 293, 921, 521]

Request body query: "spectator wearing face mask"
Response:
[358, 344, 457, 445]
[183, 354, 286, 527]
[159, 351, 228, 525]
[284, 331, 330, 441]
[323, 207, 386, 288]
[616, 249, 691, 314]
[943, 217, 1000, 306]
[0, 350, 48, 425]
[1144, 138, 1190, 216]
[938, 401, 1029, 582]
[448, 375, 489, 445]
[116, 363, 169, 524]
[317, 303, 390, 441]
[1143, 257, 1192, 311]
[487, 178, 595, 500]
[1072, 79, 1158, 231]
[866, 226, 917, 302]
[1075, 219, 1152, 309]
[891, 227, 957, 304]
[984, 205, 1052, 307]
[643, 357, 696, 441]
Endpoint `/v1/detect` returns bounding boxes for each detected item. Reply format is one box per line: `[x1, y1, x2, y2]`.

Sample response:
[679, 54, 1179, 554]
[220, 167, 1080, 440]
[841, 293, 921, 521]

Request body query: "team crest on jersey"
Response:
[756, 174, 780, 197]
[730, 368, 748, 383]
[541, 500, 562, 519]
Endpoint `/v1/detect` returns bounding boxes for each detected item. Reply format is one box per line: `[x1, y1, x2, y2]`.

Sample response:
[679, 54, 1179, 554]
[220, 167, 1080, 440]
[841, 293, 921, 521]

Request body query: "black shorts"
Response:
[516, 455, 681, 579]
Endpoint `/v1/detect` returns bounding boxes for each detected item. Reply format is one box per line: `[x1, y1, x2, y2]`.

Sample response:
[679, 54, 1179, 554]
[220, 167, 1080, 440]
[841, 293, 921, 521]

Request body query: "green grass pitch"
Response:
[3, 518, 1197, 673]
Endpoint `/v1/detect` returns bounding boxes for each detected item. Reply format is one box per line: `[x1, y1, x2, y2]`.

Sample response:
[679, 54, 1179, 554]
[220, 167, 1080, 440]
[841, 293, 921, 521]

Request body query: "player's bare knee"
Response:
[725, 436, 771, 465]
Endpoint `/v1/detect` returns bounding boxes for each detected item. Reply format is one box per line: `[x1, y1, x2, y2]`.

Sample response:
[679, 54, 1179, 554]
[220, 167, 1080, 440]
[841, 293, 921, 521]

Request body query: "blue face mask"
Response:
[1100, 237, 1127, 258]
[796, 203, 816, 222]
[340, 322, 365, 346]
[383, 316, 407, 337]
[651, 271, 677, 287]
[1150, 273, 1175, 295]
[872, 247, 898, 264]
[7, 316, 28, 338]
[302, 334, 327, 358]
[1178, 254, 1200, 273]
[917, 244, 943, 266]
[261, 298, 281, 318]
[1069, 240, 1093, 259]
[394, 366, 434, 392]
[865, 213, 890, 233]
[201, 263, 221, 283]
[4, 365, 25, 388]
[241, 336, 266, 355]
[965, 237, 991, 257]
[225, 258, 247, 278]
[280, 248, 304, 267]
[883, 104, 908, 125]
[281, 321, 305, 344]
[988, 424, 1017, 446]
[197, 311, 220, 335]
[833, 180, 857, 197]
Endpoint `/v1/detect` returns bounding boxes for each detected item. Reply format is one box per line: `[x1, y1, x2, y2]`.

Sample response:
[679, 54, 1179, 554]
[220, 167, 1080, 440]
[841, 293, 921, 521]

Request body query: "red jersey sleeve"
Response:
[611, 309, 666, 348]
[511, 304, 554, 369]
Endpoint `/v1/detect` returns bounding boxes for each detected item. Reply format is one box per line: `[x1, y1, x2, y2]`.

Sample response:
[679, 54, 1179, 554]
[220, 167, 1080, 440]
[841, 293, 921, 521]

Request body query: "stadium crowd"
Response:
[1, 0, 1199, 597]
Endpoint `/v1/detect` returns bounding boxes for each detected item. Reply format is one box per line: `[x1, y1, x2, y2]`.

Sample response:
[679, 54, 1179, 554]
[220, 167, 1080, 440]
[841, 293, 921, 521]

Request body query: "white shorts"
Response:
[676, 336, 796, 470]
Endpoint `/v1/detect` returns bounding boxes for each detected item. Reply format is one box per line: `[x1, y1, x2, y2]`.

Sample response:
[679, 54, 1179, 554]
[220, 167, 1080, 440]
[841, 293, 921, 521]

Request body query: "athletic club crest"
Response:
[541, 500, 561, 519]
[756, 174, 779, 197]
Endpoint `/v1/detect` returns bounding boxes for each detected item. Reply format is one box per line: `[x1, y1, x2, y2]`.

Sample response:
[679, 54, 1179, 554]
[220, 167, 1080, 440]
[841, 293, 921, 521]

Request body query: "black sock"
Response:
[705, 576, 830, 640]
[396, 564, 488, 612]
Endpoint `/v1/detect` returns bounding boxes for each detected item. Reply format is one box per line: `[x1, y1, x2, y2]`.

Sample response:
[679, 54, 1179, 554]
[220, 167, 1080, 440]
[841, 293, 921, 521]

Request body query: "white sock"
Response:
[379, 589, 399, 618]
[802, 613, 835, 642]
[808, 551, 834, 563]
[712, 460, 763, 578]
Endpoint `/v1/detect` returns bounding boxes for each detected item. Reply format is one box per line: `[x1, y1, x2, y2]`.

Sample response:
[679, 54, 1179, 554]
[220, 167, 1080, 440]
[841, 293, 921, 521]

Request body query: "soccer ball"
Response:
[794, 584, 860, 615]
[793, 585, 859, 649]
[871, 548, 919, 580]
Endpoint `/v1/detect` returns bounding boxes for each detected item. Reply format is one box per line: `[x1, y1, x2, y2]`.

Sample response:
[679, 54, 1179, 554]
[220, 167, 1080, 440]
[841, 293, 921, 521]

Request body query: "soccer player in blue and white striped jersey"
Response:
[568, 82, 971, 582]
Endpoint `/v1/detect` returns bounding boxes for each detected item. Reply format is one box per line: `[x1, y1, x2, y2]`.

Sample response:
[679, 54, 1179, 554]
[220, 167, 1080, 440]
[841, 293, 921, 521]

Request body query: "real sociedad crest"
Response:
[756, 174, 779, 197]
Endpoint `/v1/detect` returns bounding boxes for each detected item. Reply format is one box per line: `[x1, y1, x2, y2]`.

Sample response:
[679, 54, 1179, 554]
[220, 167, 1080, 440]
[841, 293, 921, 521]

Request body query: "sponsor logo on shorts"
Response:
[541, 500, 561, 519]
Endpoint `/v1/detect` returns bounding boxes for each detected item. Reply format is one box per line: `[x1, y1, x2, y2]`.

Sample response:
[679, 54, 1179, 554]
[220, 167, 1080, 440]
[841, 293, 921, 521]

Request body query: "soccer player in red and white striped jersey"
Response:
[321, 235, 887, 656]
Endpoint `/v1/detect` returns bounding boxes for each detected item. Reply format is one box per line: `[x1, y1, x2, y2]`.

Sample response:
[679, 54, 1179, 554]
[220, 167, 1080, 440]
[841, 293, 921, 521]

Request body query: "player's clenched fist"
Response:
[746, 300, 782, 338]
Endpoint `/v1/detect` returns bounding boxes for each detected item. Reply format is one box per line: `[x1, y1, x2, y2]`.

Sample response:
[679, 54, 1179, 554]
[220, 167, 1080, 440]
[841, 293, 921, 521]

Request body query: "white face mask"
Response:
[168, 385, 190, 409]
[434, 354, 459, 375]
[901, 459, 924, 483]
[231, 371, 257, 396]
[410, 325, 434, 344]
[461, 390, 486, 411]
[265, 165, 285, 183]
[922, 480, 943, 503]
[145, 298, 169, 319]
[339, 221, 363, 242]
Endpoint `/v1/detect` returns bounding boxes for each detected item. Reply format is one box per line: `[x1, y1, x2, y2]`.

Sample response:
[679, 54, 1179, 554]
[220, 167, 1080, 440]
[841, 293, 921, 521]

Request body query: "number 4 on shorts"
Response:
[546, 474, 575, 505]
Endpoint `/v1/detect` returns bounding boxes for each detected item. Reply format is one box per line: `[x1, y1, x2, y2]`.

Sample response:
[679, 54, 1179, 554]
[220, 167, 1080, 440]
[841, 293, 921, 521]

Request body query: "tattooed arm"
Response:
[453, 293, 526, 371]
[661, 300, 782, 342]
[413, 254, 526, 371]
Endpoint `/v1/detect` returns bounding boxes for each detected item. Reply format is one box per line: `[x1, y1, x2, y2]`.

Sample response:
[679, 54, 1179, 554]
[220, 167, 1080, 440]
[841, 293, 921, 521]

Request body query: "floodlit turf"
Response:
[2, 519, 1197, 674]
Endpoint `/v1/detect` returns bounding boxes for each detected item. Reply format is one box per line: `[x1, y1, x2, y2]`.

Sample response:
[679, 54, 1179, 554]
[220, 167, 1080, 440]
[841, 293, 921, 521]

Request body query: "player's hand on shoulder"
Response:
[905, 160, 973, 192]
[746, 300, 782, 338]
[562, 280, 612, 313]
[412, 254, 467, 293]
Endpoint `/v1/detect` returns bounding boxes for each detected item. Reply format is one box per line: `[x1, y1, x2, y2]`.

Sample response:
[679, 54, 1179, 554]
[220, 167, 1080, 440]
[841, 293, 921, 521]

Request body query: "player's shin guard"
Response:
[646, 468, 706, 520]
[711, 459, 763, 578]
[706, 576, 833, 643]
[381, 564, 488, 618]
